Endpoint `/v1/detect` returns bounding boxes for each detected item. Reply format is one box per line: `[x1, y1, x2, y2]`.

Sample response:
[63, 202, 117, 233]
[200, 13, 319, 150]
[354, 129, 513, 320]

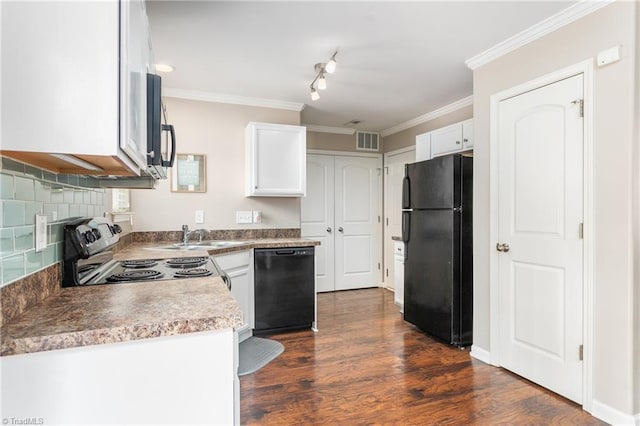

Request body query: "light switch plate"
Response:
[236, 211, 253, 224]
[195, 210, 205, 224]
[35, 214, 47, 252]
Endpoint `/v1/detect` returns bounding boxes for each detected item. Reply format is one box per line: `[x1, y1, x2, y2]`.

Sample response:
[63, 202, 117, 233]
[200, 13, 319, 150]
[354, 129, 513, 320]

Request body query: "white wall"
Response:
[131, 98, 302, 231]
[472, 1, 638, 416]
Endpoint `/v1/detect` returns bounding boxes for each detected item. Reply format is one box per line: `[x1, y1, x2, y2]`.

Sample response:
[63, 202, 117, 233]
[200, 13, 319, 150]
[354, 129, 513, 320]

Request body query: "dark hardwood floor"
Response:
[240, 288, 603, 425]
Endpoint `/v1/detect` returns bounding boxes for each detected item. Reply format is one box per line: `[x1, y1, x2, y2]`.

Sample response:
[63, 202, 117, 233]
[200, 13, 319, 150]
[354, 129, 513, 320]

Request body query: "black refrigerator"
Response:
[401, 154, 473, 347]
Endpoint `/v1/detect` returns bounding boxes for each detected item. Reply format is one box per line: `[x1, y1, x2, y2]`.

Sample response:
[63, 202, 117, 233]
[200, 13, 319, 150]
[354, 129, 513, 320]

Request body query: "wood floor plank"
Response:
[240, 288, 603, 425]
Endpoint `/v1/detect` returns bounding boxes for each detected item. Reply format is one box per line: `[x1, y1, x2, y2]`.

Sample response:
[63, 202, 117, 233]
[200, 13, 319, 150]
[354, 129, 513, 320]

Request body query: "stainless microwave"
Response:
[146, 73, 176, 179]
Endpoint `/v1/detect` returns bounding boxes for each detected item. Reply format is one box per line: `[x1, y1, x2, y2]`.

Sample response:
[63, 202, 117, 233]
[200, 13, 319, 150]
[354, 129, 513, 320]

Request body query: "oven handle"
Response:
[221, 271, 232, 291]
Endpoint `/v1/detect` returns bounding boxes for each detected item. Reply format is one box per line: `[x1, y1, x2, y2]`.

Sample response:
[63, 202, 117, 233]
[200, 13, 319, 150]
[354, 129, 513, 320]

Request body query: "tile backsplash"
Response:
[0, 157, 107, 287]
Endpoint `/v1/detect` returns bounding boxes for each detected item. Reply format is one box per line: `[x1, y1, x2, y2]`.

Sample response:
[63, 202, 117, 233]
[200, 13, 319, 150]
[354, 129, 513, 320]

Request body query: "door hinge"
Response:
[579, 223, 584, 239]
[377, 168, 382, 176]
[579, 344, 584, 361]
[385, 268, 389, 277]
[378, 215, 381, 223]
[384, 166, 389, 175]
[386, 217, 389, 226]
[572, 99, 584, 117]
[378, 262, 381, 270]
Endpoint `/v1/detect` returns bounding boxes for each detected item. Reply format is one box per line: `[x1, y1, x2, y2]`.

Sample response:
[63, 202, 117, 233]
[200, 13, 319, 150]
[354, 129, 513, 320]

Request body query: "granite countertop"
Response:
[1, 237, 319, 357]
[115, 238, 320, 260]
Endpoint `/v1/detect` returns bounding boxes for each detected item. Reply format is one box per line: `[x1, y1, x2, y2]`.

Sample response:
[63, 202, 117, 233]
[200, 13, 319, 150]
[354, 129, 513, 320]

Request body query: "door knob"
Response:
[496, 243, 510, 252]
[326, 227, 332, 233]
[338, 227, 344, 233]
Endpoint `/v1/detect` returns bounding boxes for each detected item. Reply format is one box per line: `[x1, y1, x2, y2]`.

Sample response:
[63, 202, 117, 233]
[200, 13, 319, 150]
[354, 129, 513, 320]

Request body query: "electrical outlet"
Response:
[252, 210, 262, 224]
[195, 210, 205, 224]
[35, 214, 47, 252]
[236, 211, 253, 224]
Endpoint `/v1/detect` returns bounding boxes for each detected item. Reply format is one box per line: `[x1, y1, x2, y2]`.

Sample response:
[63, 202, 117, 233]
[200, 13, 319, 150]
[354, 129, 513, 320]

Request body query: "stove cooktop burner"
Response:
[173, 268, 213, 278]
[165, 256, 208, 268]
[120, 259, 158, 269]
[106, 269, 165, 283]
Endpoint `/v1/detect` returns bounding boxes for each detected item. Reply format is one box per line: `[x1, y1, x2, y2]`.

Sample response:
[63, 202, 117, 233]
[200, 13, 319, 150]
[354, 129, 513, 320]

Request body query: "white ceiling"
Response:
[146, 1, 574, 133]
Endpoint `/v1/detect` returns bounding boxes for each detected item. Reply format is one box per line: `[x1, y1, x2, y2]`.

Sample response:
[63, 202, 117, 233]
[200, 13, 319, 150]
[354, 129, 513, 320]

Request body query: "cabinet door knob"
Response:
[456, 140, 461, 145]
[338, 227, 344, 233]
[326, 227, 332, 233]
[463, 138, 468, 143]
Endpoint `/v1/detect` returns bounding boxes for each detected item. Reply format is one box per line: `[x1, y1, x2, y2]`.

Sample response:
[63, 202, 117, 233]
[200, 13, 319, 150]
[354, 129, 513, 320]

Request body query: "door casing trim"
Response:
[488, 58, 594, 411]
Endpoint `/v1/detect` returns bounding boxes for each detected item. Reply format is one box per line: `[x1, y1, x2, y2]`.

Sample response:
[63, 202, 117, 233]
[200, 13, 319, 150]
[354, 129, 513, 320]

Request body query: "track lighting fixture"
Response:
[309, 51, 338, 101]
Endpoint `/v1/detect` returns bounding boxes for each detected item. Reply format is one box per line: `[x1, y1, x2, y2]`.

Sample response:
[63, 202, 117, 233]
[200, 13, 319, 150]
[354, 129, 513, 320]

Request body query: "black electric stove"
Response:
[62, 217, 222, 287]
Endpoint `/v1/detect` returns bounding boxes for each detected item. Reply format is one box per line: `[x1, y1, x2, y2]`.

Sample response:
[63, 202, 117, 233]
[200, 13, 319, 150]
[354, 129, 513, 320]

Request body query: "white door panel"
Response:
[302, 154, 381, 292]
[383, 150, 415, 291]
[301, 155, 334, 292]
[335, 156, 381, 291]
[497, 73, 584, 403]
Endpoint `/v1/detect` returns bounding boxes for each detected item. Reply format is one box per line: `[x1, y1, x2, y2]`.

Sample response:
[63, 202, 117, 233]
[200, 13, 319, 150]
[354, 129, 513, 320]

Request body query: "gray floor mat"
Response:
[238, 337, 285, 376]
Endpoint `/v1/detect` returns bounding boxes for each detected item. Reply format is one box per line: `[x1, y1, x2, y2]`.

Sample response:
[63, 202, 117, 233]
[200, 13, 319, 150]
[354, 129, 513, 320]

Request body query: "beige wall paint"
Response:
[131, 98, 302, 231]
[473, 2, 637, 415]
[382, 105, 473, 153]
[306, 131, 360, 152]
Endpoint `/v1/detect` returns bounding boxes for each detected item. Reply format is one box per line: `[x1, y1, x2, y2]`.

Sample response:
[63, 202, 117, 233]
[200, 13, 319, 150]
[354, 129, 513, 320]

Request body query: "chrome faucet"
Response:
[181, 225, 208, 245]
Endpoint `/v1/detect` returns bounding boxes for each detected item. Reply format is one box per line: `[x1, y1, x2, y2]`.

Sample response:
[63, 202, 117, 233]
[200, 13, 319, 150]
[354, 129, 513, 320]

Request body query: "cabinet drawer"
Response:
[213, 250, 250, 271]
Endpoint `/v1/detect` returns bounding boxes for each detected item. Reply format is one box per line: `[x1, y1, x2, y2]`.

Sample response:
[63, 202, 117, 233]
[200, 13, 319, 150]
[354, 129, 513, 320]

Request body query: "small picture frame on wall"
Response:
[171, 154, 206, 193]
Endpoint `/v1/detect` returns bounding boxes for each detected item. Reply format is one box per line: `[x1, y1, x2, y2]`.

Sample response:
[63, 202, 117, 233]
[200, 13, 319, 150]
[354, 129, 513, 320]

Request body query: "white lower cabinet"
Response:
[1, 330, 239, 425]
[214, 250, 253, 342]
[393, 241, 405, 311]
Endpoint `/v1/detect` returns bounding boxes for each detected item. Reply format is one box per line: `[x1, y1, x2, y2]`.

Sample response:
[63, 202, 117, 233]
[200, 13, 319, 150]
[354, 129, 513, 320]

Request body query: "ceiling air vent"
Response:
[356, 131, 380, 152]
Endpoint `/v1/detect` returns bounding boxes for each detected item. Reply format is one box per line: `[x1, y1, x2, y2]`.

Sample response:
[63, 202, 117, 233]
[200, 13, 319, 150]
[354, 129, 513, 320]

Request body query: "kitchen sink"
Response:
[149, 240, 248, 251]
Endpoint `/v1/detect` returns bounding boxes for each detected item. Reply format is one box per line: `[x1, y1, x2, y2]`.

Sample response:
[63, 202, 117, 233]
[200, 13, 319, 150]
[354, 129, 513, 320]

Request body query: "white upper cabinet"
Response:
[415, 132, 431, 162]
[245, 122, 307, 197]
[430, 122, 464, 157]
[415, 119, 474, 160]
[0, 0, 152, 176]
[462, 119, 474, 150]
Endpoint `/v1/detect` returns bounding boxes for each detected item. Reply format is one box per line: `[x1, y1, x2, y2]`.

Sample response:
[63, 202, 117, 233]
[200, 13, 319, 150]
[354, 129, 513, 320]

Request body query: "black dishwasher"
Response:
[254, 247, 314, 335]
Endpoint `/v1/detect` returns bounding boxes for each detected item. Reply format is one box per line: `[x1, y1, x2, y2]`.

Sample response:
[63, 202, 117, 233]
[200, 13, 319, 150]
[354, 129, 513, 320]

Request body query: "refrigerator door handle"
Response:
[402, 176, 410, 209]
[402, 211, 410, 244]
[402, 211, 410, 261]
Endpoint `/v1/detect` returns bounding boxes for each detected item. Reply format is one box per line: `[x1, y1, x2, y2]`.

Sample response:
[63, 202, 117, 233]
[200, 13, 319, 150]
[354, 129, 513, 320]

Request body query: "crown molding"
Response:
[380, 96, 473, 138]
[163, 88, 306, 112]
[465, 0, 615, 70]
[305, 125, 356, 135]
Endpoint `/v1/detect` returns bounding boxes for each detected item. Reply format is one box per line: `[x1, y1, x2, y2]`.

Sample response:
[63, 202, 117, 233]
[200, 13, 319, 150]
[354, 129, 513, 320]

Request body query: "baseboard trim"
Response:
[591, 399, 637, 425]
[470, 345, 491, 364]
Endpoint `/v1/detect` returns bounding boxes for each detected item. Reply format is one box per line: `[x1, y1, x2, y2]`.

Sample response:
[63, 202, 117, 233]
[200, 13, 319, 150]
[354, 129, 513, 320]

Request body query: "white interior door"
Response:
[301, 154, 335, 293]
[497, 74, 584, 403]
[383, 149, 415, 290]
[334, 156, 382, 291]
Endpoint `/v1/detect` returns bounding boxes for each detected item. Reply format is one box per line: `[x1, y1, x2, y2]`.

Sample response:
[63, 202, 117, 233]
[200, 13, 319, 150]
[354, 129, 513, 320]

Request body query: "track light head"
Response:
[325, 52, 337, 74]
[310, 86, 320, 101]
[318, 73, 327, 90]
